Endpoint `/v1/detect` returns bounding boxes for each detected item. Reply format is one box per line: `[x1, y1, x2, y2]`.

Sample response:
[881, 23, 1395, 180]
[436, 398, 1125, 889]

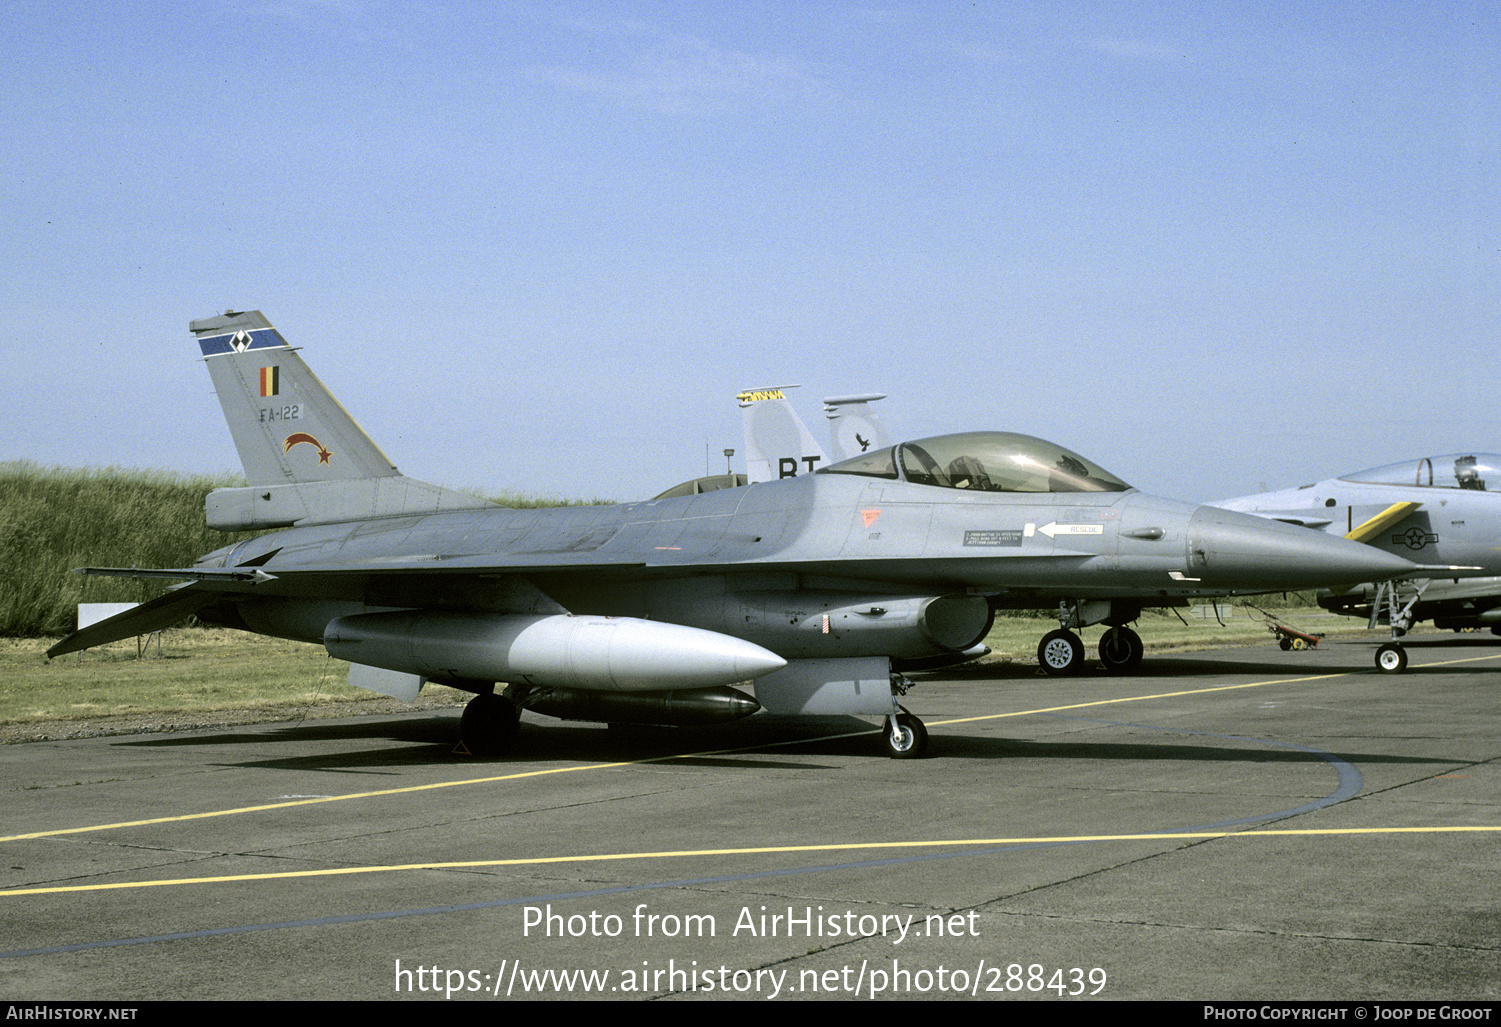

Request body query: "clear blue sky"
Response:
[6, 2, 1497, 504]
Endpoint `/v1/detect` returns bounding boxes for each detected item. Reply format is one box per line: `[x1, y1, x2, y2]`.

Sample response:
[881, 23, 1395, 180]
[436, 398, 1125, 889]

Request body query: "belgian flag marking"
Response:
[260, 366, 279, 397]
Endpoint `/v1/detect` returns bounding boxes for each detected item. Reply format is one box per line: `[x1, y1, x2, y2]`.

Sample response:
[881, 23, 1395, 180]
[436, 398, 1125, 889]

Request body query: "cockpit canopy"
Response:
[817, 431, 1132, 494]
[1341, 454, 1501, 492]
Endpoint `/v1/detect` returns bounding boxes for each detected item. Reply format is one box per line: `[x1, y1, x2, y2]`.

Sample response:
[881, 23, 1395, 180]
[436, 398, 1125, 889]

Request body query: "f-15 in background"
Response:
[736, 384, 890, 484]
[647, 385, 885, 498]
[1216, 453, 1501, 672]
[48, 311, 1427, 758]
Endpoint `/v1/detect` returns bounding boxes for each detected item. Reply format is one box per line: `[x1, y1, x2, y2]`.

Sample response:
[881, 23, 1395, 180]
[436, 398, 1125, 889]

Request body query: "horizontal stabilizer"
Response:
[47, 584, 222, 658]
[1346, 502, 1422, 543]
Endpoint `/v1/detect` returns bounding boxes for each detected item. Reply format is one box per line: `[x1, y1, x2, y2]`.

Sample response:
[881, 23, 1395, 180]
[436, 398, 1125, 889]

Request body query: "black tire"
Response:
[1375, 643, 1408, 674]
[1279, 638, 1293, 651]
[884, 713, 928, 759]
[1097, 625, 1144, 674]
[1038, 629, 1085, 676]
[459, 691, 520, 756]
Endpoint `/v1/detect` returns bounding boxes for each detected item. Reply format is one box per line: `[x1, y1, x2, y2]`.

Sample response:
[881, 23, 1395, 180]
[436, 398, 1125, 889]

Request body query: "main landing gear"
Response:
[1037, 628, 1085, 675]
[1367, 580, 1430, 674]
[884, 711, 928, 759]
[1097, 625, 1145, 673]
[1037, 601, 1144, 676]
[458, 684, 524, 756]
[455, 669, 938, 761]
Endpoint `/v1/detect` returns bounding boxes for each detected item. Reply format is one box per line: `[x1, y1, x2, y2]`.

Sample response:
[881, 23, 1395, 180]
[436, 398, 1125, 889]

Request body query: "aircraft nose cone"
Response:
[1186, 505, 1419, 590]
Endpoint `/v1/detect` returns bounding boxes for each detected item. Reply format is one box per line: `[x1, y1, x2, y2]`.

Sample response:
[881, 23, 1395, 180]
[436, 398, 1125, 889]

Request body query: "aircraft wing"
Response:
[1345, 501, 1422, 543]
[47, 553, 654, 659]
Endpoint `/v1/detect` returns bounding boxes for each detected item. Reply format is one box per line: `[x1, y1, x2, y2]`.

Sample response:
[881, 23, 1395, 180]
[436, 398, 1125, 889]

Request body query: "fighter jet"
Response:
[47, 312, 1426, 758]
[1216, 453, 1501, 672]
[1316, 576, 1501, 639]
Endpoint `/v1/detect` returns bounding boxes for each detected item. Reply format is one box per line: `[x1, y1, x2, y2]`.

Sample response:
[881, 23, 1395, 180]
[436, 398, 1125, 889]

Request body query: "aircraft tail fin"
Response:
[823, 393, 889, 462]
[737, 385, 828, 483]
[192, 311, 492, 530]
[192, 311, 400, 486]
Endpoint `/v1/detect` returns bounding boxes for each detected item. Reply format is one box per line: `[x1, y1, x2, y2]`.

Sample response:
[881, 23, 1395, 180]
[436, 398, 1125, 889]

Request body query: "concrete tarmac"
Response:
[2, 634, 1498, 1002]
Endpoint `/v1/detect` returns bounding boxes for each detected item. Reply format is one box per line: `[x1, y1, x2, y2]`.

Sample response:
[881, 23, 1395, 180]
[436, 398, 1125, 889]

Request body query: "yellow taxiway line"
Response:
[3, 825, 1498, 897]
[2, 668, 1354, 845]
[4, 649, 1498, 880]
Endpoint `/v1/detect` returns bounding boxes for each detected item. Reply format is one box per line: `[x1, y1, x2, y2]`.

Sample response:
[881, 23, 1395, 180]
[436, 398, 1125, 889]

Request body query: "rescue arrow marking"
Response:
[1037, 522, 1104, 539]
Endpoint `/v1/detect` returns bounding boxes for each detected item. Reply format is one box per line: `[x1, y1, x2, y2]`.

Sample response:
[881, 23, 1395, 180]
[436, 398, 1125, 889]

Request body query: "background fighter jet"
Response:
[1216, 453, 1501, 672]
[737, 385, 890, 483]
[49, 312, 1425, 758]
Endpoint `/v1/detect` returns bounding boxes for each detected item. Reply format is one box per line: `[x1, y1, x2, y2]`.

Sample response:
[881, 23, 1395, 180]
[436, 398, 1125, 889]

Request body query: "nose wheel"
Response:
[1368, 580, 1423, 674]
[884, 711, 928, 759]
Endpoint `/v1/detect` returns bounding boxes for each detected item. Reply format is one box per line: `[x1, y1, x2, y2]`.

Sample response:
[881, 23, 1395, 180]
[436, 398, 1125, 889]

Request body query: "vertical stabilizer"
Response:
[824, 393, 889, 462]
[191, 311, 491, 530]
[191, 310, 399, 486]
[738, 385, 827, 483]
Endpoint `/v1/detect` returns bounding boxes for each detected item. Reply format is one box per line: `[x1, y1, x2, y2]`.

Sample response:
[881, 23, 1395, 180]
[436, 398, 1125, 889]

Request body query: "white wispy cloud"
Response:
[533, 17, 834, 115]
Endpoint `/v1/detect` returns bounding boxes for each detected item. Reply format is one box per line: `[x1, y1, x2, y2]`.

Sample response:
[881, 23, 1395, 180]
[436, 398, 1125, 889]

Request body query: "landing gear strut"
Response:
[1368, 580, 1429, 674]
[883, 674, 927, 758]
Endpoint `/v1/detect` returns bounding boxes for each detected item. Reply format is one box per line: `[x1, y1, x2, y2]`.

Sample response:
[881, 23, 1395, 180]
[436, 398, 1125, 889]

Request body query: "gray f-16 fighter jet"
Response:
[1217, 453, 1501, 672]
[48, 312, 1425, 757]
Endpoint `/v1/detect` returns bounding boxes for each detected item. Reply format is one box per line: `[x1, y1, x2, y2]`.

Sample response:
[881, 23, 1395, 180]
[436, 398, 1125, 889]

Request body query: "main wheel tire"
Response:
[1038, 629, 1085, 676]
[459, 691, 520, 756]
[884, 713, 928, 759]
[1097, 625, 1144, 674]
[1375, 643, 1408, 674]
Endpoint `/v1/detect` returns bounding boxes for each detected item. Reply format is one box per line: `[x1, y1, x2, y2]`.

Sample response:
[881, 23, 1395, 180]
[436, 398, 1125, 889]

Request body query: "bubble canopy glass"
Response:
[1341, 454, 1501, 491]
[817, 431, 1132, 493]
